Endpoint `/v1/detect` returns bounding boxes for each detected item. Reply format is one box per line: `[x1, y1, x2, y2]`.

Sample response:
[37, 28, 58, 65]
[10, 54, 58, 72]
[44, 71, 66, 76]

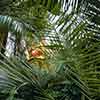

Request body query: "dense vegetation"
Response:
[0, 0, 100, 100]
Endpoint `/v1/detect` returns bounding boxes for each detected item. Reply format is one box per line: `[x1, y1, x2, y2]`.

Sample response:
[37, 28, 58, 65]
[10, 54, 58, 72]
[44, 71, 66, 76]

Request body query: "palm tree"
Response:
[0, 0, 100, 100]
[0, 0, 49, 56]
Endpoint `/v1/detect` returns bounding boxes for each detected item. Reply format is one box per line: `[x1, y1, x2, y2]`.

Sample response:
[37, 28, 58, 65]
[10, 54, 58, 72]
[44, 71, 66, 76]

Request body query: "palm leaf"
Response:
[0, 52, 91, 100]
[0, 0, 100, 100]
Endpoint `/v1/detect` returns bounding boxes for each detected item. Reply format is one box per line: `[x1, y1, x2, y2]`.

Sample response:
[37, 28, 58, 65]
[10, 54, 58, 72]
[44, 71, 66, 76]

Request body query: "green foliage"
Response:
[0, 0, 100, 100]
[0, 51, 90, 100]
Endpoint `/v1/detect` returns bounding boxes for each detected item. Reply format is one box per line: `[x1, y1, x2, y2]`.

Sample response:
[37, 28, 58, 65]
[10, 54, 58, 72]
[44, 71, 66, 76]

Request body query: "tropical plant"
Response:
[0, 0, 100, 100]
[0, 50, 90, 100]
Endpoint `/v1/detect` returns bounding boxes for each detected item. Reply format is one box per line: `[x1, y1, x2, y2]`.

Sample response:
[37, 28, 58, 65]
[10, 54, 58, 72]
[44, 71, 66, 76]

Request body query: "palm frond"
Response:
[0, 0, 100, 100]
[0, 50, 91, 100]
[0, 15, 35, 33]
